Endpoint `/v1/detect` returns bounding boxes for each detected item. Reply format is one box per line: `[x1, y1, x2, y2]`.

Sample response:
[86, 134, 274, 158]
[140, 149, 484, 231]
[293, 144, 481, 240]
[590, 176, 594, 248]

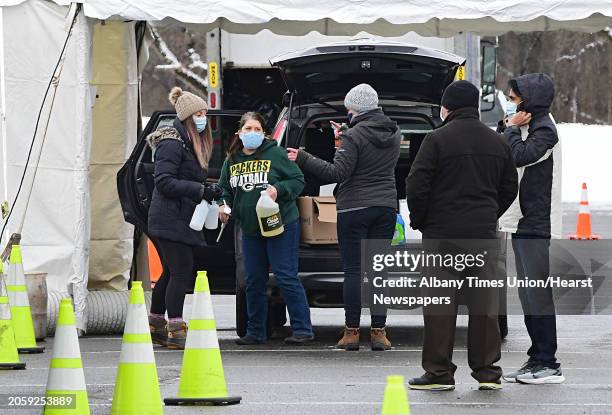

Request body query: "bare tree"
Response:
[496, 29, 610, 124]
[148, 26, 208, 91]
[141, 25, 208, 115]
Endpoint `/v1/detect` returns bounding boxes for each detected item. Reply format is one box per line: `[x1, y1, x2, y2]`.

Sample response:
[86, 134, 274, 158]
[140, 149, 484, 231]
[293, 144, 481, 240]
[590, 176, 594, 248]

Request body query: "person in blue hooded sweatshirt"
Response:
[498, 73, 564, 385]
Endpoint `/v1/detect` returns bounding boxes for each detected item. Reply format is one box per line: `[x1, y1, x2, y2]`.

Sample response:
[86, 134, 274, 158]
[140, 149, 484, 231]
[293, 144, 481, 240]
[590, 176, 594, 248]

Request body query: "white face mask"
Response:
[193, 115, 207, 133]
[440, 108, 448, 122]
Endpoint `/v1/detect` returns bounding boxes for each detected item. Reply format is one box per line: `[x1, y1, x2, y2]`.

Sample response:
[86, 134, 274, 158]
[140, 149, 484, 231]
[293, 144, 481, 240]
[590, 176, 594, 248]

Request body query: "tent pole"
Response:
[0, 7, 9, 248]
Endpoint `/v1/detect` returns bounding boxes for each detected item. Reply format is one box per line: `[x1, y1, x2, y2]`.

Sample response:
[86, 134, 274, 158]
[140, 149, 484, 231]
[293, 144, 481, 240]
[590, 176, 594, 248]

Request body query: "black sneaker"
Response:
[502, 361, 537, 383]
[516, 365, 565, 384]
[284, 334, 315, 344]
[235, 335, 265, 346]
[478, 382, 502, 390]
[408, 373, 455, 391]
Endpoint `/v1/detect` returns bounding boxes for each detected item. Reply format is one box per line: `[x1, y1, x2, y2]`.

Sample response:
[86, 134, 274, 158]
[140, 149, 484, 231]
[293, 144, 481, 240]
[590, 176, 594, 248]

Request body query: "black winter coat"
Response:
[296, 108, 401, 211]
[147, 118, 207, 246]
[501, 73, 559, 238]
[405, 107, 518, 239]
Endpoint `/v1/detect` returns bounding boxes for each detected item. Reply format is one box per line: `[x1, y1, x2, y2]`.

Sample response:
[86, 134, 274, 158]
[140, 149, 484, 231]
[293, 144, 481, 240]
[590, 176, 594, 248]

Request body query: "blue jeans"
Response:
[512, 234, 559, 368]
[242, 220, 313, 341]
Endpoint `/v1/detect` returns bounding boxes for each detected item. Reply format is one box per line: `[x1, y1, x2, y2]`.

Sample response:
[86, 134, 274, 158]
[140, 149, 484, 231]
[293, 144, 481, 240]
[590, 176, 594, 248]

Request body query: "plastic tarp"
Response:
[0, 0, 92, 330]
[88, 21, 137, 292]
[0, 1, 137, 330]
[66, 1, 612, 36]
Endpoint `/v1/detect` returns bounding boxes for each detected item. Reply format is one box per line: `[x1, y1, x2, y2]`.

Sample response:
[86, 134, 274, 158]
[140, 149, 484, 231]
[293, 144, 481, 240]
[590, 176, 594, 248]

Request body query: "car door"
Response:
[117, 110, 245, 293]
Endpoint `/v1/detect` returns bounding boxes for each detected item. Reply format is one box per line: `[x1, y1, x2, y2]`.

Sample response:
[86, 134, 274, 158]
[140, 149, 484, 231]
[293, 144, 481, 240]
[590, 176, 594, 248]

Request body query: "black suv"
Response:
[118, 39, 508, 338]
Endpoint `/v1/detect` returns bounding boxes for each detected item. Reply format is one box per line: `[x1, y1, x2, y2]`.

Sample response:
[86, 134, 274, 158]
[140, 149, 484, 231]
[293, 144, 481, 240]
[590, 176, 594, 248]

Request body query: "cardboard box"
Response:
[297, 196, 337, 244]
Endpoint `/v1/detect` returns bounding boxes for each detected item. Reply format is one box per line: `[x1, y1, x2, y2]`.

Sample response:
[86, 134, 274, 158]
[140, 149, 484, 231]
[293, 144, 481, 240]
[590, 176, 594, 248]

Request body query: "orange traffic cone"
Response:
[570, 183, 600, 240]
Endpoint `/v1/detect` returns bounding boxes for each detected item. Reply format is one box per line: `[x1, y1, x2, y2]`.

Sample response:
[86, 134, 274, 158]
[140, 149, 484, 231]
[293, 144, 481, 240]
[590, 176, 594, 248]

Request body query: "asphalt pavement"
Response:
[2, 207, 611, 415]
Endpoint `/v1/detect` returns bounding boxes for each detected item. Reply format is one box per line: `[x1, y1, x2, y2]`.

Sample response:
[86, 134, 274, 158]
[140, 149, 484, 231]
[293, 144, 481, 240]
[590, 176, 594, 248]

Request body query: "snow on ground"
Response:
[559, 123, 611, 207]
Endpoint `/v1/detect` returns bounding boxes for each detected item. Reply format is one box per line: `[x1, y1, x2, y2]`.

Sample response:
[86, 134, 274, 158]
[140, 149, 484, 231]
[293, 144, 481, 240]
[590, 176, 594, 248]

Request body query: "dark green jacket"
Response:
[218, 140, 304, 236]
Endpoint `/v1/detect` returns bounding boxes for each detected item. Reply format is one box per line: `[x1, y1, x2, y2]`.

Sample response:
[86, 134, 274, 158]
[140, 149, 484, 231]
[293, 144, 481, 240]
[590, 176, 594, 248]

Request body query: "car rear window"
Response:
[297, 117, 431, 155]
[398, 121, 432, 158]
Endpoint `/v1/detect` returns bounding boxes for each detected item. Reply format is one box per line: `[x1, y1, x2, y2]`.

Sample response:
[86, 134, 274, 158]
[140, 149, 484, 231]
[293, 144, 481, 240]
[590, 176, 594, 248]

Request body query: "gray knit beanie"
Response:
[344, 83, 379, 113]
[168, 87, 208, 121]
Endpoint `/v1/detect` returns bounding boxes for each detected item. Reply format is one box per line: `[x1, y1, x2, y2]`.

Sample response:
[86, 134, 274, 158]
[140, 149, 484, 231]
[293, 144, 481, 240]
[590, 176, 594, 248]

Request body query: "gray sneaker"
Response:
[502, 361, 537, 383]
[516, 365, 565, 385]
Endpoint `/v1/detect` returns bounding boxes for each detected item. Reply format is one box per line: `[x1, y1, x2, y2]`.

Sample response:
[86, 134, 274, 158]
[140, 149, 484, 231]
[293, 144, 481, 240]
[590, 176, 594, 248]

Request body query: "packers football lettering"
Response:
[230, 160, 272, 192]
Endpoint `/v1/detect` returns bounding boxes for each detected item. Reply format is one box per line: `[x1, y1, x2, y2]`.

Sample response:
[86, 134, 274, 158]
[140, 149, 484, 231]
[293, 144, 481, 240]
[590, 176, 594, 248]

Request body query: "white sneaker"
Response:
[502, 361, 537, 383]
[516, 365, 565, 384]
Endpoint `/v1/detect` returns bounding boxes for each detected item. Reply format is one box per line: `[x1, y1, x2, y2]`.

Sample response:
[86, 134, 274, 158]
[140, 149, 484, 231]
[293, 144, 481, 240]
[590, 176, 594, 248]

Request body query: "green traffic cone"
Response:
[382, 375, 410, 415]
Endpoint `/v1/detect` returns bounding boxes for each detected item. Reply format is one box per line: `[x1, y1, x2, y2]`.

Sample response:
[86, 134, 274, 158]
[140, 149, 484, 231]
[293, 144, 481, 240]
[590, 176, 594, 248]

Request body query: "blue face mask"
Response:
[193, 116, 207, 133]
[505, 101, 518, 117]
[347, 112, 354, 124]
[239, 131, 265, 149]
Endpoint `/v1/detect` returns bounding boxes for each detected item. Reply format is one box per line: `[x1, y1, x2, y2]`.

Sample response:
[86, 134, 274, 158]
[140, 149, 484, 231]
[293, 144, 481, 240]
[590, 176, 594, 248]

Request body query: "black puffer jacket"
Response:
[147, 118, 207, 246]
[296, 108, 401, 211]
[502, 73, 559, 238]
[406, 107, 518, 239]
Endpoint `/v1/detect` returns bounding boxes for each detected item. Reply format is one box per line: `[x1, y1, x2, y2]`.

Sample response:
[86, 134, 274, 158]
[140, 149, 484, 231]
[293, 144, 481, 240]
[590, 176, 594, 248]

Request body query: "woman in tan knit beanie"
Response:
[146, 87, 222, 349]
[168, 87, 213, 168]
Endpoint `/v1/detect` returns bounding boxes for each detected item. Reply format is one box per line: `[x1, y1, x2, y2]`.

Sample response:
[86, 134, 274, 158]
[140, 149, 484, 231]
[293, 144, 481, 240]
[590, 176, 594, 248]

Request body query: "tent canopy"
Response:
[78, 0, 611, 36]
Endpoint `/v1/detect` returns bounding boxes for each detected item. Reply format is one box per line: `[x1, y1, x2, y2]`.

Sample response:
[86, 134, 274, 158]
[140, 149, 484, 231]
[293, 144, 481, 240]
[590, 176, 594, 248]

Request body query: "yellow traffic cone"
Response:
[111, 281, 163, 415]
[43, 298, 90, 414]
[382, 375, 410, 415]
[7, 245, 44, 353]
[164, 271, 241, 406]
[0, 261, 26, 370]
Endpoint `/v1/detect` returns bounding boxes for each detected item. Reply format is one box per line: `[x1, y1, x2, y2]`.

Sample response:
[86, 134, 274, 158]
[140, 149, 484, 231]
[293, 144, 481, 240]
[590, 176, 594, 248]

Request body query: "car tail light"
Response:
[210, 92, 217, 109]
[272, 119, 288, 143]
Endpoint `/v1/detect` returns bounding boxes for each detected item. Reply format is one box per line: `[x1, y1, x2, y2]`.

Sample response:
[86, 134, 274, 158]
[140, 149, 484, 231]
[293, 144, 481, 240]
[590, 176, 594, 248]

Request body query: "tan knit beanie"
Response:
[168, 87, 208, 121]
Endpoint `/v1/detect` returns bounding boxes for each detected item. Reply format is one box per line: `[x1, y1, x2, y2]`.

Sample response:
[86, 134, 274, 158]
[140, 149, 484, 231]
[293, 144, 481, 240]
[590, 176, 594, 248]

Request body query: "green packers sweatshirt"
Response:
[218, 140, 305, 236]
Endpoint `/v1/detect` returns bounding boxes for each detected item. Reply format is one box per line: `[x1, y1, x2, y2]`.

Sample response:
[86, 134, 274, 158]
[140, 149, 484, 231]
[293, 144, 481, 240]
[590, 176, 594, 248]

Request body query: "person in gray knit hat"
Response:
[147, 86, 222, 350]
[344, 83, 379, 116]
[287, 83, 401, 351]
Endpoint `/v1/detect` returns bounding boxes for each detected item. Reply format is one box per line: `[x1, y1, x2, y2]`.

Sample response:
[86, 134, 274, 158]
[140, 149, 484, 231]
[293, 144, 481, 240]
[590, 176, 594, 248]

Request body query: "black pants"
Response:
[512, 235, 559, 368]
[150, 238, 195, 319]
[421, 239, 503, 383]
[337, 206, 396, 328]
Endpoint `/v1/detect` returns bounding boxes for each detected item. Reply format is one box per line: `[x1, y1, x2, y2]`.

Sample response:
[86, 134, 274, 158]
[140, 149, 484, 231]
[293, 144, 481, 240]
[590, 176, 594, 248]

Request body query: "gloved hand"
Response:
[201, 183, 223, 202]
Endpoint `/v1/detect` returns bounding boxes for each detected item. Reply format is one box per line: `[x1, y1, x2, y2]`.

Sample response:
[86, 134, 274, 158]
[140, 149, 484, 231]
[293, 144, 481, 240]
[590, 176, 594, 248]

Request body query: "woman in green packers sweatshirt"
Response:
[218, 112, 314, 345]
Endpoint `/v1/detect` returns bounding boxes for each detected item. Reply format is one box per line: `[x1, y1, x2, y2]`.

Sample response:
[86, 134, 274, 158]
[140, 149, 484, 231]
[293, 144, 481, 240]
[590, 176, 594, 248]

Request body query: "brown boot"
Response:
[370, 327, 392, 351]
[336, 327, 360, 351]
[166, 320, 188, 350]
[148, 315, 167, 347]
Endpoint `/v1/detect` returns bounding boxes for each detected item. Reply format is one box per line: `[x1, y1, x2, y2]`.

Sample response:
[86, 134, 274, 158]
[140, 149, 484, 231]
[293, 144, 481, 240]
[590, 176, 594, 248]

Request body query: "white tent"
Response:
[0, 0, 610, 331]
[78, 1, 612, 36]
[0, 1, 139, 330]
